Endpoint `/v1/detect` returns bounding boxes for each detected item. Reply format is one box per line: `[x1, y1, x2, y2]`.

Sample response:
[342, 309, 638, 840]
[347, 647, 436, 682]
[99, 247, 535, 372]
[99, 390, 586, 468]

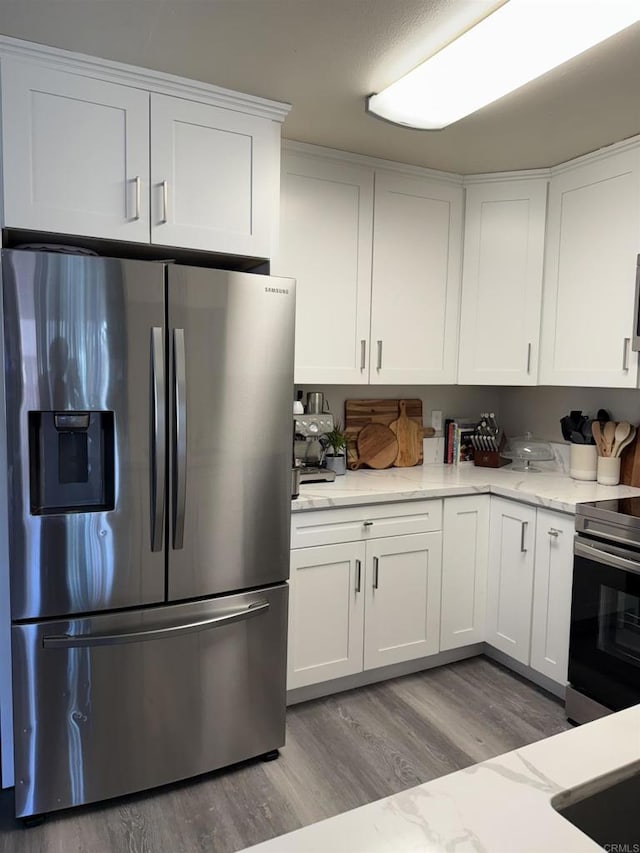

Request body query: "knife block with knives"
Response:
[345, 399, 435, 469]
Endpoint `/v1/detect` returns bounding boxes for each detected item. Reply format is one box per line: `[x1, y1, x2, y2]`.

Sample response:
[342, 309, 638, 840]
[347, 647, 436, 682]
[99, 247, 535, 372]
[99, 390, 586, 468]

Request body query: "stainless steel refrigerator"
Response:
[0, 249, 294, 818]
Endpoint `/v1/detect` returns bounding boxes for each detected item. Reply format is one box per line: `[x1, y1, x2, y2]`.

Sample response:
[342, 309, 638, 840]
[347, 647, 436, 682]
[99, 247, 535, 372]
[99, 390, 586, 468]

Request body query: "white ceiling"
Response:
[1, 0, 640, 174]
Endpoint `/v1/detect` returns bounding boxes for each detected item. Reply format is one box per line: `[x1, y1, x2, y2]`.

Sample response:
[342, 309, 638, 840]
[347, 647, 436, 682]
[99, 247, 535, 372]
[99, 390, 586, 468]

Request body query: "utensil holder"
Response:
[570, 444, 597, 481]
[597, 455, 621, 486]
[473, 450, 510, 468]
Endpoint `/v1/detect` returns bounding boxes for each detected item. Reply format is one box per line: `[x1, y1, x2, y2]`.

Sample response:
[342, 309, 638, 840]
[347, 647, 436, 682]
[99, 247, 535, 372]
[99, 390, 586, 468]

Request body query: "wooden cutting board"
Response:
[345, 399, 433, 469]
[620, 425, 640, 485]
[349, 423, 398, 470]
[389, 400, 423, 467]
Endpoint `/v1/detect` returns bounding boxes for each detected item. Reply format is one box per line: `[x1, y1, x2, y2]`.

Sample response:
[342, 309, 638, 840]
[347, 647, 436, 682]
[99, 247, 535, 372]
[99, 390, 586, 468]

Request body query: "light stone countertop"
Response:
[293, 463, 640, 514]
[243, 704, 640, 853]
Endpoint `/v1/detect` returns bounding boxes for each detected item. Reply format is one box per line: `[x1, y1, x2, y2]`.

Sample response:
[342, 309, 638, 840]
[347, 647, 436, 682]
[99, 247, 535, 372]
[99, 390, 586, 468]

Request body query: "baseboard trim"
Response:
[482, 645, 566, 700]
[286, 644, 484, 706]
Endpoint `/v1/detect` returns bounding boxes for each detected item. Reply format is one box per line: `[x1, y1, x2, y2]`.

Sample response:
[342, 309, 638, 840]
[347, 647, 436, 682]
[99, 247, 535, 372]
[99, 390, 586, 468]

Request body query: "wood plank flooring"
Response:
[0, 657, 571, 853]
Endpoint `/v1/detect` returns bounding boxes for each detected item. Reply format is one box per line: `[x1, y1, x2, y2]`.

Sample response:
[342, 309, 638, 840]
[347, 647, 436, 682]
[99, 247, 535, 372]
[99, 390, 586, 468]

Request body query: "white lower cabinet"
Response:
[440, 496, 490, 651]
[486, 498, 537, 665]
[364, 533, 442, 669]
[288, 502, 443, 691]
[288, 542, 365, 689]
[530, 510, 574, 683]
[487, 497, 574, 684]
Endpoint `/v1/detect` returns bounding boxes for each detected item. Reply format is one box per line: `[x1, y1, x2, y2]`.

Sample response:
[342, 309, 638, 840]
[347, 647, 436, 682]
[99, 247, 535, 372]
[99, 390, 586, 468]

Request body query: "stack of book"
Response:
[444, 416, 478, 464]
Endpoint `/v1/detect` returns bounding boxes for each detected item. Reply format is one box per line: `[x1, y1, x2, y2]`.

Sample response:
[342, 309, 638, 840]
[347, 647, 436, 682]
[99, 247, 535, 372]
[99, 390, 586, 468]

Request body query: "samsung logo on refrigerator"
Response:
[264, 286, 289, 295]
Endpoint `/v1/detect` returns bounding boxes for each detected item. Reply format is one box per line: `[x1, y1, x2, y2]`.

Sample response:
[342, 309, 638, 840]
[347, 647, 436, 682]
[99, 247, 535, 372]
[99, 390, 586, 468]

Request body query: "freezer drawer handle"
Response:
[42, 600, 270, 649]
[173, 328, 187, 550]
[151, 327, 166, 551]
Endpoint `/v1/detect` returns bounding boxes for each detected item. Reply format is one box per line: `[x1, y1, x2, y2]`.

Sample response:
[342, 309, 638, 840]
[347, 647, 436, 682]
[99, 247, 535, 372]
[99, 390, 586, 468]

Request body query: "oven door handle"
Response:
[575, 539, 640, 575]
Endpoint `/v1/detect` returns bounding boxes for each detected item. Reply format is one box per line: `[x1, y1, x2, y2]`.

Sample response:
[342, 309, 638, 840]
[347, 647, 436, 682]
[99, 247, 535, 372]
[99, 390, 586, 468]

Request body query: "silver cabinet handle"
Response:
[173, 328, 187, 550]
[360, 339, 366, 371]
[376, 340, 383, 371]
[161, 180, 169, 224]
[548, 528, 561, 537]
[526, 342, 532, 373]
[150, 328, 166, 552]
[363, 520, 373, 528]
[130, 175, 141, 221]
[623, 337, 631, 371]
[520, 520, 528, 553]
[373, 556, 379, 589]
[43, 601, 269, 649]
[355, 559, 362, 593]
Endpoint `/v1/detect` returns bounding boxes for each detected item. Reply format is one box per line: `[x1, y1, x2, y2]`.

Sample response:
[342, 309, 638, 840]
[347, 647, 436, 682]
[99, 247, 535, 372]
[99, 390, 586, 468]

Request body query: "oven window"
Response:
[598, 585, 640, 666]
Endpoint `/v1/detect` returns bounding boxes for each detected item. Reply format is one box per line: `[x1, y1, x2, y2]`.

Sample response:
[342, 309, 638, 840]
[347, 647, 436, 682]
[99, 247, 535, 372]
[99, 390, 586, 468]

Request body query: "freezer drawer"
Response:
[11, 585, 287, 818]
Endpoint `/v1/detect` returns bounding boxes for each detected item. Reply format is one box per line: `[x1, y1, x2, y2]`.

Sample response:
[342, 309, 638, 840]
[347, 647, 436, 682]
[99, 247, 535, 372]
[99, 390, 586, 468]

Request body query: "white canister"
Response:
[597, 455, 621, 486]
[569, 444, 597, 481]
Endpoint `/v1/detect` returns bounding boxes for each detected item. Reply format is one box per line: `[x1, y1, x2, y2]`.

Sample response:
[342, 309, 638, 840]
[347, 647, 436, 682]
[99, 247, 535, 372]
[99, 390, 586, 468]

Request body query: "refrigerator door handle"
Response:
[173, 328, 187, 549]
[42, 600, 270, 649]
[151, 327, 166, 552]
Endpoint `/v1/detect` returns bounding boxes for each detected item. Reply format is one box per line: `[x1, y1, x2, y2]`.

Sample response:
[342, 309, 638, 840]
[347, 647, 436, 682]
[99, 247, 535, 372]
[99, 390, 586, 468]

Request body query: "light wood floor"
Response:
[0, 656, 571, 853]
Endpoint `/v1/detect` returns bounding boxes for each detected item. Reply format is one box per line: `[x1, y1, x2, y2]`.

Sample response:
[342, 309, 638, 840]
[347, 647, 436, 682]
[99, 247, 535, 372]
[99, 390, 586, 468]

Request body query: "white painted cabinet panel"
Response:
[1, 59, 150, 242]
[530, 510, 574, 684]
[370, 170, 463, 384]
[440, 496, 489, 651]
[540, 147, 640, 387]
[364, 532, 442, 669]
[150, 94, 277, 256]
[458, 180, 547, 385]
[288, 542, 365, 690]
[486, 498, 536, 665]
[275, 151, 374, 384]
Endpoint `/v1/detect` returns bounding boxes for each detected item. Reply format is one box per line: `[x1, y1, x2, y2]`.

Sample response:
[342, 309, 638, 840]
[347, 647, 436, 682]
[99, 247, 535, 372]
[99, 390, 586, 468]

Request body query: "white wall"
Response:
[294, 384, 503, 431]
[499, 386, 640, 442]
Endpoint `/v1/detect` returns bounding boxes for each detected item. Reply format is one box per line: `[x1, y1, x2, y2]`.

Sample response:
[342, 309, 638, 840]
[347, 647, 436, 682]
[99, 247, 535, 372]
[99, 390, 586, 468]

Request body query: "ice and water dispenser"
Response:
[28, 410, 115, 514]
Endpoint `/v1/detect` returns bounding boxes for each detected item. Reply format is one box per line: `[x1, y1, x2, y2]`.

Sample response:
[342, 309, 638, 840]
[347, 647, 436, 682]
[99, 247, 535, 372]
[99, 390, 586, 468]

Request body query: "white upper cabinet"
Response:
[0, 48, 286, 257]
[150, 94, 278, 256]
[458, 179, 548, 385]
[275, 150, 373, 384]
[540, 146, 640, 387]
[1, 59, 150, 242]
[370, 170, 463, 384]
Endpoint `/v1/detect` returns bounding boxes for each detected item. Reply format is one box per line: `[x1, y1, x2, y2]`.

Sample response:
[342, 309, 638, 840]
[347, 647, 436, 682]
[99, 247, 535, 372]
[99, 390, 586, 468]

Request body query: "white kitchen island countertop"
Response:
[243, 704, 640, 853]
[293, 463, 640, 514]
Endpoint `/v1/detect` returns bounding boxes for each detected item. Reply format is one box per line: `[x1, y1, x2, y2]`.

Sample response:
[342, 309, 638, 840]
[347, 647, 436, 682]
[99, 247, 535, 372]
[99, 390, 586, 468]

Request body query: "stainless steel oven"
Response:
[568, 499, 640, 724]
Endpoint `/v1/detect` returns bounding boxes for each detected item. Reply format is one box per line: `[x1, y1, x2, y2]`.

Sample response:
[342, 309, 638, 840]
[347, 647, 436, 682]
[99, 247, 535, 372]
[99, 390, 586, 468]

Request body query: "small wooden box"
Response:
[473, 450, 510, 469]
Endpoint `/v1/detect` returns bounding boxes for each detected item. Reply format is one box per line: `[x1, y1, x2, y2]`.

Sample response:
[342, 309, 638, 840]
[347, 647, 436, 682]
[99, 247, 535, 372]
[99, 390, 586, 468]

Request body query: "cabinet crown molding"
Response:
[282, 139, 464, 186]
[0, 34, 291, 122]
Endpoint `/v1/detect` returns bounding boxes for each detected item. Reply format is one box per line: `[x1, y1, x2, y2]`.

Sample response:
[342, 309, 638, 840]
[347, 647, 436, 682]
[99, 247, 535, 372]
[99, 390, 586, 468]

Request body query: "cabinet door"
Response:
[1, 59, 150, 242]
[530, 510, 574, 684]
[458, 180, 547, 385]
[274, 151, 374, 384]
[364, 532, 442, 670]
[288, 543, 365, 690]
[440, 496, 489, 651]
[486, 498, 536, 665]
[540, 148, 640, 387]
[150, 94, 278, 256]
[369, 170, 463, 384]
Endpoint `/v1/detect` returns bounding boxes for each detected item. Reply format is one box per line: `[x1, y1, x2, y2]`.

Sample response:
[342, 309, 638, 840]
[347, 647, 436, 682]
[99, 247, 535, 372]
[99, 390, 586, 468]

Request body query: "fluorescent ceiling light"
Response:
[367, 0, 640, 129]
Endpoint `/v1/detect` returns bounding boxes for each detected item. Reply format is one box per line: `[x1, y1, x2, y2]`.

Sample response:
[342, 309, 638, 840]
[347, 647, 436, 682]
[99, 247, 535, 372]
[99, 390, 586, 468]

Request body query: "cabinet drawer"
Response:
[291, 500, 443, 548]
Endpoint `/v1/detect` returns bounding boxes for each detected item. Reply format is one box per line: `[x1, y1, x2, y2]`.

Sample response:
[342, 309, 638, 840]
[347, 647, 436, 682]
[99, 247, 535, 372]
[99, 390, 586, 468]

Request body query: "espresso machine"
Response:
[293, 392, 336, 484]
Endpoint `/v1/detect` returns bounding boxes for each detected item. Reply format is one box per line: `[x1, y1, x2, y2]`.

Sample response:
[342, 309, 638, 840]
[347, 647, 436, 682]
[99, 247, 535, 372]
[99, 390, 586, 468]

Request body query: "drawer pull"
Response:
[363, 520, 373, 528]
